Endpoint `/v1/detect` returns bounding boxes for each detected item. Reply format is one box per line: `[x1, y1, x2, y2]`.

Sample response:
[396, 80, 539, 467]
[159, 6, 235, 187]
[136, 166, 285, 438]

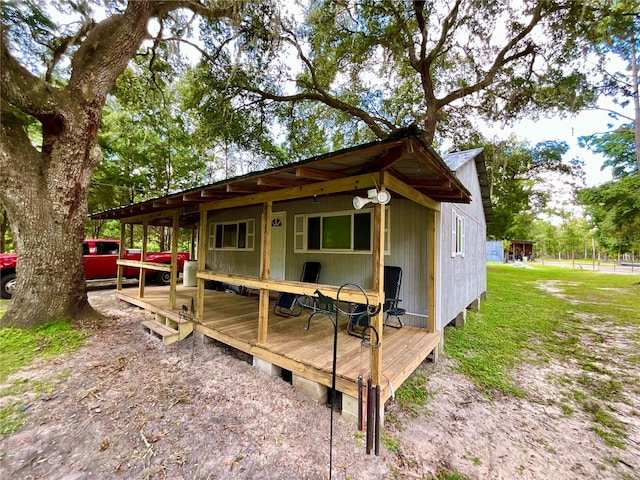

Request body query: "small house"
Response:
[91, 127, 492, 420]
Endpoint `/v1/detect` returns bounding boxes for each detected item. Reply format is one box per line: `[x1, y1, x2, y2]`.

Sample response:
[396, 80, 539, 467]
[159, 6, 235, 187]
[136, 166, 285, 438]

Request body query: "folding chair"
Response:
[382, 266, 405, 329]
[273, 262, 321, 317]
[346, 266, 405, 337]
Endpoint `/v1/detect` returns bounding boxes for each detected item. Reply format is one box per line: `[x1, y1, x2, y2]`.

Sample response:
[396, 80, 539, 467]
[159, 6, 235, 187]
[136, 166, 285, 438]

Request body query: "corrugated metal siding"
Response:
[276, 196, 373, 287]
[204, 195, 433, 328]
[205, 206, 263, 276]
[438, 159, 488, 330]
[386, 199, 429, 328]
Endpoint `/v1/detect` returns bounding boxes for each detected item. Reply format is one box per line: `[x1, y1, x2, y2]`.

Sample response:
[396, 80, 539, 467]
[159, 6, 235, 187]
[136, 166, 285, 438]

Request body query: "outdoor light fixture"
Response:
[352, 188, 391, 210]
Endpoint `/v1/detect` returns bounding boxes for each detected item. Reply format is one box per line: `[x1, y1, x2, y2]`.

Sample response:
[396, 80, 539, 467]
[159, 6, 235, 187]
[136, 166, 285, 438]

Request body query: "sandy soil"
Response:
[0, 288, 638, 480]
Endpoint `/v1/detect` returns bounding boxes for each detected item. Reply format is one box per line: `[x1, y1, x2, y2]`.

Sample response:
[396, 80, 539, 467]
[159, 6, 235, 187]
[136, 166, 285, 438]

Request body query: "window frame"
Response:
[208, 218, 255, 251]
[451, 209, 465, 258]
[294, 207, 390, 255]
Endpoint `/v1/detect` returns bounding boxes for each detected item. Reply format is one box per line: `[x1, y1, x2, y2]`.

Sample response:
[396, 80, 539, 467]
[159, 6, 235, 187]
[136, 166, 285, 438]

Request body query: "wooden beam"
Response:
[183, 192, 203, 201]
[196, 209, 208, 322]
[117, 259, 171, 271]
[117, 223, 125, 291]
[258, 201, 273, 344]
[196, 271, 380, 305]
[138, 221, 148, 298]
[403, 178, 451, 189]
[370, 202, 385, 386]
[295, 167, 346, 181]
[169, 213, 179, 309]
[257, 176, 311, 188]
[226, 184, 270, 193]
[120, 208, 181, 224]
[200, 172, 378, 212]
[427, 209, 437, 333]
[201, 189, 225, 198]
[369, 145, 406, 172]
[382, 171, 441, 212]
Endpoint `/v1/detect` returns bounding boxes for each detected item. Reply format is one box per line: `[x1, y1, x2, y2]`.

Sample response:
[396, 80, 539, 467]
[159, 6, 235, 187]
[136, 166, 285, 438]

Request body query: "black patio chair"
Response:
[346, 265, 405, 337]
[273, 261, 321, 317]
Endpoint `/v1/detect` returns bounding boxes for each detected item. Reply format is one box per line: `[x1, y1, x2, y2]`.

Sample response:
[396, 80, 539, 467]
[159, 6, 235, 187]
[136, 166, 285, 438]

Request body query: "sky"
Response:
[499, 108, 620, 188]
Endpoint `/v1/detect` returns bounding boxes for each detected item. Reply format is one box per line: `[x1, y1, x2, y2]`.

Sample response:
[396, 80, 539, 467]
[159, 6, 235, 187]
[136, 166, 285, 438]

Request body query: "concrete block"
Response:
[292, 374, 327, 403]
[194, 331, 214, 344]
[467, 297, 481, 311]
[341, 393, 359, 423]
[253, 358, 282, 377]
[453, 309, 467, 327]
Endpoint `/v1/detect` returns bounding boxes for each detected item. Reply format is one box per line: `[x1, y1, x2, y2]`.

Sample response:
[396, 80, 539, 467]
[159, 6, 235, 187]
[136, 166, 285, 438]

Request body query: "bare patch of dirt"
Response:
[385, 357, 639, 479]
[1, 289, 638, 479]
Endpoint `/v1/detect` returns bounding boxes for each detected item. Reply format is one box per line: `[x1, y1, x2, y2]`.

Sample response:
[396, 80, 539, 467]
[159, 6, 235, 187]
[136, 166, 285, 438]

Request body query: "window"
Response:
[95, 241, 119, 255]
[452, 210, 465, 257]
[294, 208, 388, 254]
[209, 219, 255, 251]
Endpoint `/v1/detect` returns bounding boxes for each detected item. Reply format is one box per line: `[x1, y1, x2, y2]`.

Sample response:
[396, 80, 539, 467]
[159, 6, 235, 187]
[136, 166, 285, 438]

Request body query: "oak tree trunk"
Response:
[0, 1, 156, 327]
[0, 0, 239, 328]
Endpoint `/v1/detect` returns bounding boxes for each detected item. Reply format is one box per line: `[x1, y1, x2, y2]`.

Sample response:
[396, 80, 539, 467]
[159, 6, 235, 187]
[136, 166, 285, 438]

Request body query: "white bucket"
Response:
[183, 260, 197, 287]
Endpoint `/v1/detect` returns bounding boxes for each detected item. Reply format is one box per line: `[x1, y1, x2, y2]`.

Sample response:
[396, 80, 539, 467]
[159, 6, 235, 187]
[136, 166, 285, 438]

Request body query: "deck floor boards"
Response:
[116, 284, 439, 403]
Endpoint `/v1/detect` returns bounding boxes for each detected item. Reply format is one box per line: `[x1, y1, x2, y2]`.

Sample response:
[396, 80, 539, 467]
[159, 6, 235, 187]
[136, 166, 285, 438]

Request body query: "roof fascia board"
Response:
[199, 172, 381, 212]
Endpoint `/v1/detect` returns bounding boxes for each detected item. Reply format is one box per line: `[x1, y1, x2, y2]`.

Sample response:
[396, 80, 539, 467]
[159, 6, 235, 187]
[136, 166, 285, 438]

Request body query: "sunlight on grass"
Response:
[0, 320, 87, 383]
[444, 263, 640, 449]
[0, 320, 87, 438]
[0, 299, 10, 318]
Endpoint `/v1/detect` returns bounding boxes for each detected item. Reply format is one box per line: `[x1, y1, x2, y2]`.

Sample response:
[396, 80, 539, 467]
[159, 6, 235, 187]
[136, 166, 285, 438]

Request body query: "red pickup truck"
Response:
[0, 239, 190, 299]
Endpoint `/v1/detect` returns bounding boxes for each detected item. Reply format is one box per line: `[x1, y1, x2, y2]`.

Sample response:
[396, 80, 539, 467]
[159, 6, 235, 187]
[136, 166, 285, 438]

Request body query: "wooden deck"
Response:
[115, 284, 440, 405]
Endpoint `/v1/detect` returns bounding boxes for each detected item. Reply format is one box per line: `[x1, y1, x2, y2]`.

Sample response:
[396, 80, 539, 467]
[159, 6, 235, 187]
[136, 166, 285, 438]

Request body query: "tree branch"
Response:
[0, 32, 62, 118]
[437, 2, 544, 109]
[241, 85, 394, 138]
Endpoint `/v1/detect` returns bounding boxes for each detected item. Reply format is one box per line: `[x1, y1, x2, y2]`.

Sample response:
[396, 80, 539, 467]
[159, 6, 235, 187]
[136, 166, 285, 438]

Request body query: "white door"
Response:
[270, 212, 286, 280]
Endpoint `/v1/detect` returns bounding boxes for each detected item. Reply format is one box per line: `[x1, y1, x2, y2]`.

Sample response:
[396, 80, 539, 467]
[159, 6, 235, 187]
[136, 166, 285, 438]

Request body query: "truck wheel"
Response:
[155, 270, 172, 286]
[1, 273, 16, 300]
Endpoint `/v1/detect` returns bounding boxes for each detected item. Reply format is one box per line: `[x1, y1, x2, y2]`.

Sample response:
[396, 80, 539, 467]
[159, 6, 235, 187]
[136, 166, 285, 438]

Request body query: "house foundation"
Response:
[292, 374, 328, 403]
[341, 393, 359, 423]
[453, 309, 467, 327]
[253, 357, 282, 377]
[467, 297, 481, 311]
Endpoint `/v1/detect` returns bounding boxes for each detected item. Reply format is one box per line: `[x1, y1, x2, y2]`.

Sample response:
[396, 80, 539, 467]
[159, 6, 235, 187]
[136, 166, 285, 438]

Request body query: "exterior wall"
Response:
[437, 159, 488, 331]
[204, 195, 433, 328]
[204, 205, 263, 276]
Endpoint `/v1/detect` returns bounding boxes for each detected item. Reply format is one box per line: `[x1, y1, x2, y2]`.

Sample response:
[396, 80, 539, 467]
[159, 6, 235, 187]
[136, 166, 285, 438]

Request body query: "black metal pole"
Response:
[375, 385, 381, 456]
[357, 376, 363, 432]
[366, 377, 373, 454]
[328, 308, 338, 480]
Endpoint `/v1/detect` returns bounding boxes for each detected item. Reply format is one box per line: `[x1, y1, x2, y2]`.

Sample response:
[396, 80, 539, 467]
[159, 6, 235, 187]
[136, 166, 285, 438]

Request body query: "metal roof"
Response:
[444, 147, 493, 224]
[90, 126, 475, 226]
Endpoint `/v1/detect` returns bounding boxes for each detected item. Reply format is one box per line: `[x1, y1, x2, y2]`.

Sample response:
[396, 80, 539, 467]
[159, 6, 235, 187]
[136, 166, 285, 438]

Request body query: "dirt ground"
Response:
[0, 287, 638, 480]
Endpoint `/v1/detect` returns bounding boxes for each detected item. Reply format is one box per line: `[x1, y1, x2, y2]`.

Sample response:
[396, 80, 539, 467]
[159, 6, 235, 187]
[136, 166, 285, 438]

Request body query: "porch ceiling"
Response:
[90, 126, 471, 227]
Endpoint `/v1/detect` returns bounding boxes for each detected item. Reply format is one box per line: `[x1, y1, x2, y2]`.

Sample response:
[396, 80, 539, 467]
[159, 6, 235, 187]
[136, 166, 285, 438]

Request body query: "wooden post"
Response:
[427, 209, 437, 333]
[190, 226, 197, 261]
[258, 201, 273, 344]
[169, 213, 179, 309]
[196, 209, 208, 322]
[138, 221, 148, 298]
[370, 200, 385, 386]
[117, 222, 125, 291]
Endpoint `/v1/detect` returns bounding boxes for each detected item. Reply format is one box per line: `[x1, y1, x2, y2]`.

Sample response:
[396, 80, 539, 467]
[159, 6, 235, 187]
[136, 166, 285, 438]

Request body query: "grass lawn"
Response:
[0, 303, 87, 438]
[444, 262, 640, 449]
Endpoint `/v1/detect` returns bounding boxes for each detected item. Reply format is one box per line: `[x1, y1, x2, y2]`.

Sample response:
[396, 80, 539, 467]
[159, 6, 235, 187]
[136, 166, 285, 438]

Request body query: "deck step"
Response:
[155, 312, 195, 342]
[142, 320, 179, 345]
